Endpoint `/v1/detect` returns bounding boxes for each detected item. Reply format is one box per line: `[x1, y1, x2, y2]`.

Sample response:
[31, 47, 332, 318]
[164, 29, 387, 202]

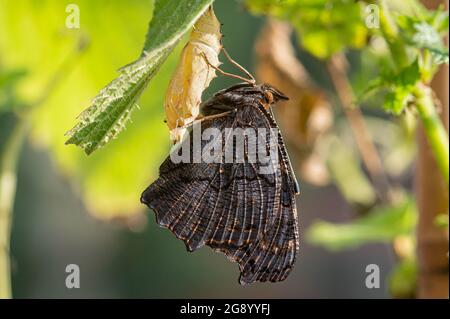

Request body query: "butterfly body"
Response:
[141, 83, 300, 284]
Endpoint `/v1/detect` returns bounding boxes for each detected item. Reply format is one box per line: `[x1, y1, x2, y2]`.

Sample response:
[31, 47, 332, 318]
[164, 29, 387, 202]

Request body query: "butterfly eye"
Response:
[264, 90, 274, 104]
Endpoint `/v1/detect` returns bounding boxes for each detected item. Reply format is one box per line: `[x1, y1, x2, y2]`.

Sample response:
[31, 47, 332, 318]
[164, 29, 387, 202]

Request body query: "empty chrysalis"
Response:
[164, 6, 222, 143]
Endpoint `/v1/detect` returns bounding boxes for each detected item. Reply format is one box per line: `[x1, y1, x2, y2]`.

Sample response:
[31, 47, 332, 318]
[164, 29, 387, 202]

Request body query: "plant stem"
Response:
[0, 37, 86, 299]
[0, 116, 28, 299]
[415, 1, 449, 297]
[414, 84, 449, 187]
[379, 0, 411, 70]
[379, 0, 449, 187]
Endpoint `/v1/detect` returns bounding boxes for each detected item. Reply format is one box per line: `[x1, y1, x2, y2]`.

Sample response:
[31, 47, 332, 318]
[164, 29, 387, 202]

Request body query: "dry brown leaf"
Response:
[164, 6, 222, 143]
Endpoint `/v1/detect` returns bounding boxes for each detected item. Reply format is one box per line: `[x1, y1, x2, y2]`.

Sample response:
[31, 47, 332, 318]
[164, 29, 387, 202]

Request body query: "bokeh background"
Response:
[0, 0, 448, 298]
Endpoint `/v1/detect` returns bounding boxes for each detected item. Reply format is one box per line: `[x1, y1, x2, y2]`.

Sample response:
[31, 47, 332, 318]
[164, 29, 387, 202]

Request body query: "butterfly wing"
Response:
[141, 103, 299, 284]
[234, 105, 299, 284]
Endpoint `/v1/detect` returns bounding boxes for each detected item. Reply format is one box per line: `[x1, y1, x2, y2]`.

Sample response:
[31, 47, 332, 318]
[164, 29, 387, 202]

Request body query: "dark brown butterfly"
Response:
[141, 82, 300, 285]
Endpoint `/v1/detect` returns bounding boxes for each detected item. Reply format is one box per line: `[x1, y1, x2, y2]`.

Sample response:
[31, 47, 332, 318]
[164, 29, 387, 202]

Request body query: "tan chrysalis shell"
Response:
[164, 6, 222, 143]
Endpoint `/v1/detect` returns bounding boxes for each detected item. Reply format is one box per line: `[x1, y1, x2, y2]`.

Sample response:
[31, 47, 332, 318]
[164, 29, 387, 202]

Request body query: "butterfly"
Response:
[141, 82, 300, 285]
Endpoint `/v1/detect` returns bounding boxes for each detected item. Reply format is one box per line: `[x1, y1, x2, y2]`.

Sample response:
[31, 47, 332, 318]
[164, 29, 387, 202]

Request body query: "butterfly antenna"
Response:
[201, 52, 255, 85]
[222, 48, 256, 84]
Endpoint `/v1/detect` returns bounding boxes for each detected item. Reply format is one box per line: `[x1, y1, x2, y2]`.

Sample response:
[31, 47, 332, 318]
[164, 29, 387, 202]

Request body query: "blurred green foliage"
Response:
[324, 134, 376, 206]
[396, 7, 449, 65]
[307, 196, 417, 251]
[388, 258, 417, 298]
[0, 69, 28, 112]
[246, 0, 368, 59]
[361, 58, 422, 115]
[0, 0, 177, 218]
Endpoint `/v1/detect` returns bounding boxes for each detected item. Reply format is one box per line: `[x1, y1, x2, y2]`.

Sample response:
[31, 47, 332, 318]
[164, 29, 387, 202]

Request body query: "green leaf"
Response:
[383, 59, 420, 114]
[383, 87, 412, 115]
[360, 60, 420, 115]
[427, 46, 449, 65]
[142, 0, 214, 54]
[245, 0, 368, 59]
[397, 10, 449, 65]
[306, 196, 417, 251]
[388, 258, 417, 299]
[430, 7, 449, 34]
[65, 0, 214, 154]
[411, 21, 448, 65]
[394, 58, 421, 87]
[0, 0, 185, 219]
[64, 52, 167, 154]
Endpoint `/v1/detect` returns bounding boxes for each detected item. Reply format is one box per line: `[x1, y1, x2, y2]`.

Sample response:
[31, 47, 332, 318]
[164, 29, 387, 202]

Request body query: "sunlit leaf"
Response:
[65, 0, 214, 154]
[360, 59, 421, 115]
[394, 59, 421, 87]
[384, 87, 412, 115]
[142, 0, 215, 54]
[65, 51, 168, 154]
[0, 0, 186, 219]
[383, 59, 420, 114]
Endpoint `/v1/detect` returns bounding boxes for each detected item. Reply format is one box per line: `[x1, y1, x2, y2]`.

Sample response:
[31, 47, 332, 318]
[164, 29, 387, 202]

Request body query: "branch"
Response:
[0, 37, 87, 299]
[326, 54, 394, 203]
[0, 117, 28, 299]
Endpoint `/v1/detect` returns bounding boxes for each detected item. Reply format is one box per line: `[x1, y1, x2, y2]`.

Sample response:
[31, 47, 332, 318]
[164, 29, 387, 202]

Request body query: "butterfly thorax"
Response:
[201, 83, 289, 116]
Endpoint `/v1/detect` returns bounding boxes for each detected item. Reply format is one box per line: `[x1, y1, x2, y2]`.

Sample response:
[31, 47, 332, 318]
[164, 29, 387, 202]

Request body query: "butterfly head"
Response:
[259, 83, 289, 105]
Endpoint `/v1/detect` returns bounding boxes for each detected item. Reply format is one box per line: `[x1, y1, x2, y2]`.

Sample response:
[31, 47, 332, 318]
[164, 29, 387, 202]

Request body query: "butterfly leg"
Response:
[177, 111, 234, 130]
[221, 48, 256, 84]
[201, 52, 255, 85]
[196, 110, 234, 122]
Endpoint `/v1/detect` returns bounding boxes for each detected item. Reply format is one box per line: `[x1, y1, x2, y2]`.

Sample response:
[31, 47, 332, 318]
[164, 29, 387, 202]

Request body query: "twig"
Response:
[326, 54, 394, 204]
[0, 118, 28, 299]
